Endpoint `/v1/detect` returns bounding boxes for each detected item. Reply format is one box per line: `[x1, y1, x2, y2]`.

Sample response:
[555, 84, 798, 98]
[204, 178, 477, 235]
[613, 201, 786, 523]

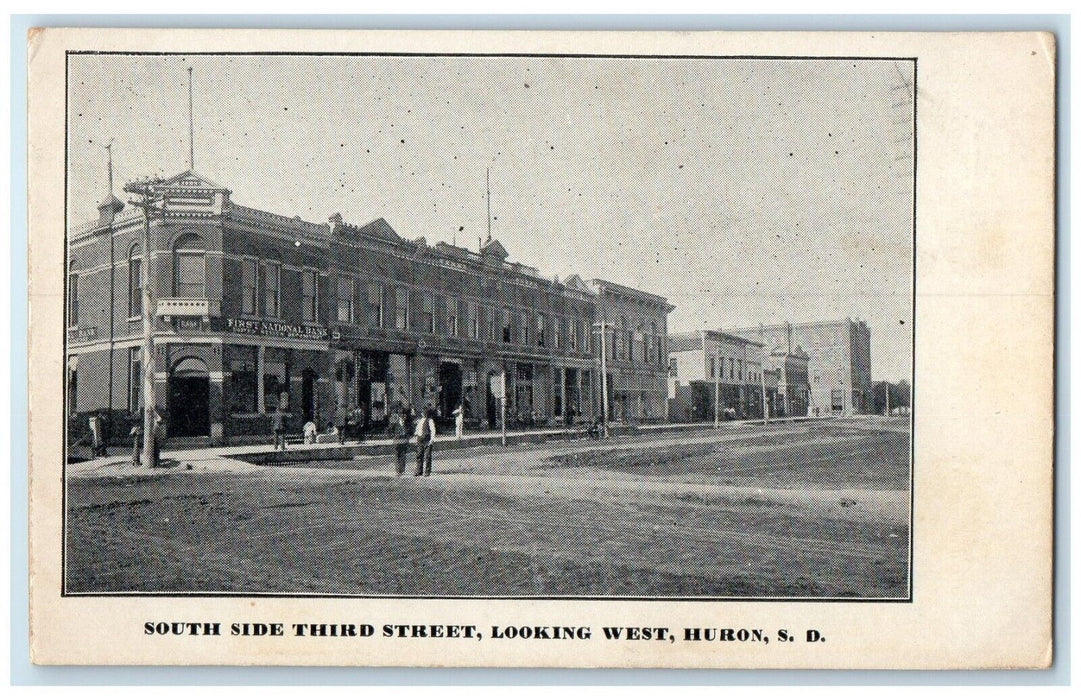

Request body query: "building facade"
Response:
[666, 330, 766, 422]
[66, 170, 672, 448]
[589, 280, 673, 424]
[730, 319, 872, 415]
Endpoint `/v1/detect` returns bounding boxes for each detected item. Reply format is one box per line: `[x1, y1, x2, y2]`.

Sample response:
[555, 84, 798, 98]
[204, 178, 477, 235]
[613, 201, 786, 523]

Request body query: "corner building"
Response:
[66, 170, 671, 445]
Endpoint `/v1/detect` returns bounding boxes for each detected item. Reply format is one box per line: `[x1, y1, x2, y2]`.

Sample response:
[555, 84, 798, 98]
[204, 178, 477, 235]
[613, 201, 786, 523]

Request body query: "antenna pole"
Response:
[486, 167, 492, 243]
[187, 66, 194, 171]
[105, 140, 114, 197]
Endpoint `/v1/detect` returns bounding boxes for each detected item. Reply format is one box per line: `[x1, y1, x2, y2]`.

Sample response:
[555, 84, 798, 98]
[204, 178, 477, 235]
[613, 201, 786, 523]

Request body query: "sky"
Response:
[67, 53, 914, 381]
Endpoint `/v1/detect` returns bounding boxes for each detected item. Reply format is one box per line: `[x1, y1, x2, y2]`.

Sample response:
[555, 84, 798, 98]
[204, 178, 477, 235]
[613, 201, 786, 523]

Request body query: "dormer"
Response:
[480, 237, 509, 262]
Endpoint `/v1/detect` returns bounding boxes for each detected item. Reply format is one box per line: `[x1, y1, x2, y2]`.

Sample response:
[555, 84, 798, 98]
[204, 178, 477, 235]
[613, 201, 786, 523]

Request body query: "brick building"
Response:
[666, 330, 766, 422]
[589, 280, 673, 424]
[65, 170, 672, 448]
[730, 319, 872, 415]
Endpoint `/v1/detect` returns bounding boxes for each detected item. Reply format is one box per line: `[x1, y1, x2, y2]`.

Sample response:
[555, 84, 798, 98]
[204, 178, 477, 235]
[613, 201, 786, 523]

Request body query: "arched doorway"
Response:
[169, 357, 210, 437]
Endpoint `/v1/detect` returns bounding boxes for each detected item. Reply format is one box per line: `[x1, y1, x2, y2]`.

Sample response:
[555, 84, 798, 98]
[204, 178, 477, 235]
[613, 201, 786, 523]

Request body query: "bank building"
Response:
[65, 169, 672, 450]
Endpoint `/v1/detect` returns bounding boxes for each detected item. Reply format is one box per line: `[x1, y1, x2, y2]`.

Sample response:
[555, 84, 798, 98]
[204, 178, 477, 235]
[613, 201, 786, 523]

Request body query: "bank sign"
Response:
[225, 317, 329, 341]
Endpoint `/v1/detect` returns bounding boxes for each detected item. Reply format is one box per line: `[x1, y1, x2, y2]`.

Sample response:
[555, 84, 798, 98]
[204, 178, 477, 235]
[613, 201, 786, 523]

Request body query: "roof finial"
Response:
[105, 138, 114, 198]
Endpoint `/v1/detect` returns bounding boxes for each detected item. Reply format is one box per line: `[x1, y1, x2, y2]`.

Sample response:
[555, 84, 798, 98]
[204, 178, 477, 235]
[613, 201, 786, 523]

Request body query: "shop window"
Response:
[302, 269, 318, 322]
[241, 258, 257, 315]
[337, 276, 354, 323]
[229, 349, 258, 414]
[264, 360, 290, 412]
[68, 272, 78, 326]
[264, 262, 280, 318]
[129, 246, 143, 318]
[128, 348, 142, 412]
[173, 233, 206, 298]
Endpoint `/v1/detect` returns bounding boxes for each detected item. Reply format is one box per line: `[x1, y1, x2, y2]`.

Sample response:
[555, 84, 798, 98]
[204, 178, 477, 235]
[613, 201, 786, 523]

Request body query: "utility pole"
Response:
[500, 369, 507, 447]
[713, 343, 720, 429]
[485, 167, 492, 243]
[885, 381, 891, 417]
[594, 316, 609, 439]
[759, 350, 769, 425]
[125, 177, 164, 468]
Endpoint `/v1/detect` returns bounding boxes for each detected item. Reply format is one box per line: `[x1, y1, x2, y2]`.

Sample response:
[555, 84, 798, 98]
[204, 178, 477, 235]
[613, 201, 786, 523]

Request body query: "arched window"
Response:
[128, 244, 143, 317]
[173, 233, 206, 298]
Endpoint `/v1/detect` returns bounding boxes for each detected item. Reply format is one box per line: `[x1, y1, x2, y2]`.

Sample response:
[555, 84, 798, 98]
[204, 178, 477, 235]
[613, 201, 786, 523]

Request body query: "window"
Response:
[264, 360, 290, 413]
[395, 288, 409, 330]
[831, 389, 844, 411]
[502, 307, 512, 343]
[537, 314, 546, 347]
[446, 297, 458, 336]
[173, 233, 206, 298]
[302, 269, 318, 322]
[468, 302, 479, 340]
[129, 247, 144, 317]
[555, 317, 564, 349]
[264, 262, 281, 318]
[228, 348, 258, 413]
[738, 359, 743, 381]
[568, 318, 577, 350]
[519, 313, 531, 345]
[421, 292, 435, 334]
[128, 348, 142, 412]
[68, 272, 78, 326]
[367, 283, 383, 327]
[669, 357, 678, 378]
[337, 276, 354, 323]
[710, 357, 716, 379]
[241, 258, 257, 315]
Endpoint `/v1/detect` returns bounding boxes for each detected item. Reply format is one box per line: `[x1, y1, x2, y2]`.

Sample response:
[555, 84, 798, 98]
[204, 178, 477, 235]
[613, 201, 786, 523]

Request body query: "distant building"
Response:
[589, 280, 674, 424]
[730, 319, 872, 415]
[65, 169, 673, 447]
[666, 330, 765, 422]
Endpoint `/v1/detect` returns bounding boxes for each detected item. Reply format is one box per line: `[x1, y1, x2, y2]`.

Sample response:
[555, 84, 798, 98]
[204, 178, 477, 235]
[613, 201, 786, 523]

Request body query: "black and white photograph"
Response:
[60, 50, 915, 600]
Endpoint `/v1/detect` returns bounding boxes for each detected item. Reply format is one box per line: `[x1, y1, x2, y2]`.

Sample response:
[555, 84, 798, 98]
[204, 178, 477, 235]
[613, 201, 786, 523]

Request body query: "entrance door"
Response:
[169, 357, 210, 438]
[302, 368, 318, 423]
[439, 362, 463, 420]
[486, 371, 498, 428]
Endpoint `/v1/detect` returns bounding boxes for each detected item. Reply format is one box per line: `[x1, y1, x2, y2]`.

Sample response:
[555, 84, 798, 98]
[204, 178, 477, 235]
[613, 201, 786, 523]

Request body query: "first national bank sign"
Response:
[225, 317, 329, 341]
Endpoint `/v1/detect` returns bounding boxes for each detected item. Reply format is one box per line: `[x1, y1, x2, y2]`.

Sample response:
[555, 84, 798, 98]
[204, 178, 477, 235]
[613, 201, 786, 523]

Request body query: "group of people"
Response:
[387, 403, 438, 477]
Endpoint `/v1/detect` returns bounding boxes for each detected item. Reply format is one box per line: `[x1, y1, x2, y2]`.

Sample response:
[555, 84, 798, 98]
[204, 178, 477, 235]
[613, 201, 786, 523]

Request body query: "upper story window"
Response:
[173, 233, 206, 298]
[395, 288, 410, 331]
[519, 313, 531, 345]
[537, 314, 546, 347]
[421, 292, 435, 334]
[264, 262, 281, 318]
[128, 245, 143, 318]
[446, 297, 459, 337]
[367, 282, 383, 328]
[568, 318, 577, 351]
[337, 276, 355, 324]
[68, 271, 79, 326]
[468, 302, 480, 340]
[302, 269, 318, 322]
[502, 307, 512, 343]
[241, 258, 257, 316]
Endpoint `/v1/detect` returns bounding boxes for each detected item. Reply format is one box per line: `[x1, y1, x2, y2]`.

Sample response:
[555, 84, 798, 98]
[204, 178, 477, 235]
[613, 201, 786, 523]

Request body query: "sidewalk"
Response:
[66, 414, 835, 476]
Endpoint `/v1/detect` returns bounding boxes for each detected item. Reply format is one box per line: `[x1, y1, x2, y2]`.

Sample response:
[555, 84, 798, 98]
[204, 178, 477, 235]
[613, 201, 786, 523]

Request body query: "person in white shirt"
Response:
[413, 407, 437, 477]
[452, 403, 465, 440]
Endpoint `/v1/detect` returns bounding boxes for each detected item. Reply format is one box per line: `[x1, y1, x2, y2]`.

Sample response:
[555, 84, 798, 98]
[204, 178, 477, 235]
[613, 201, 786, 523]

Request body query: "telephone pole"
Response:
[759, 350, 770, 425]
[594, 316, 609, 439]
[713, 344, 720, 429]
[125, 177, 165, 468]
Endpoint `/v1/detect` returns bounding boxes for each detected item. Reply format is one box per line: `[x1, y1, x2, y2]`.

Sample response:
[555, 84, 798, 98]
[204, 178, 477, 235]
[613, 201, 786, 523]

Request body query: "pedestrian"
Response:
[352, 405, 366, 443]
[388, 406, 409, 477]
[413, 407, 436, 477]
[303, 419, 318, 445]
[89, 411, 106, 457]
[273, 402, 287, 451]
[452, 402, 465, 440]
[151, 408, 163, 466]
[334, 402, 348, 445]
[129, 416, 142, 466]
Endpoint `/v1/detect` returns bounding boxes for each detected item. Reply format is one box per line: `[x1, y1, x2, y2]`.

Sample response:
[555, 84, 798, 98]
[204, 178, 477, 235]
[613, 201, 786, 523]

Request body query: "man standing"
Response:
[273, 402, 287, 451]
[388, 406, 409, 477]
[413, 407, 436, 477]
[129, 414, 142, 466]
[89, 411, 106, 457]
[352, 405, 367, 443]
[335, 402, 348, 445]
[452, 403, 465, 440]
